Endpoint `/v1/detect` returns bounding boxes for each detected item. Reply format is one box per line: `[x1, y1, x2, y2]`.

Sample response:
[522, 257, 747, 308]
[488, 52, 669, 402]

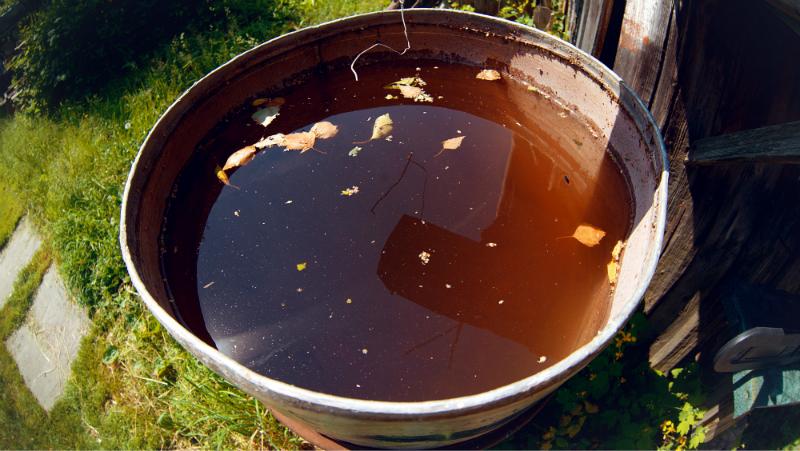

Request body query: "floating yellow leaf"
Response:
[341, 185, 359, 196]
[476, 69, 502, 81]
[255, 133, 286, 149]
[607, 261, 619, 285]
[283, 132, 316, 153]
[355, 113, 393, 144]
[222, 145, 257, 171]
[607, 240, 624, 285]
[310, 121, 339, 139]
[435, 136, 466, 157]
[611, 240, 623, 260]
[251, 105, 281, 127]
[571, 224, 606, 247]
[215, 165, 231, 186]
[296, 262, 307, 271]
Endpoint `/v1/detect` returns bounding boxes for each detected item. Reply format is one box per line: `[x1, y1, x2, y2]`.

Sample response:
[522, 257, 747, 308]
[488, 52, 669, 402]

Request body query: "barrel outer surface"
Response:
[120, 10, 668, 448]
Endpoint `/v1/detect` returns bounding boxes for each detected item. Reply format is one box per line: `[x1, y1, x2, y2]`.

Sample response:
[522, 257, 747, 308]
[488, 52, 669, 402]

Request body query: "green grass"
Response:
[0, 184, 23, 250]
[0, 1, 385, 448]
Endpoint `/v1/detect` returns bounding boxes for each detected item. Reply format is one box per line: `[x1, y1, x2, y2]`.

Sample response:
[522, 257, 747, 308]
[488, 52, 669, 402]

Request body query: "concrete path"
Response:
[6, 266, 90, 410]
[0, 216, 41, 309]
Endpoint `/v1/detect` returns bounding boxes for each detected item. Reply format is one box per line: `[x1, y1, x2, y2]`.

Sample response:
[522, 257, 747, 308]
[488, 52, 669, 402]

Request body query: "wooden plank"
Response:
[572, 0, 614, 57]
[688, 120, 800, 165]
[642, 0, 800, 373]
[649, 293, 699, 371]
[612, 0, 673, 104]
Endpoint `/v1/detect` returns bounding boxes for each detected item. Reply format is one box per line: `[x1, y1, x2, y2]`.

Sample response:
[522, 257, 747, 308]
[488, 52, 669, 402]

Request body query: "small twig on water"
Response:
[370, 152, 428, 215]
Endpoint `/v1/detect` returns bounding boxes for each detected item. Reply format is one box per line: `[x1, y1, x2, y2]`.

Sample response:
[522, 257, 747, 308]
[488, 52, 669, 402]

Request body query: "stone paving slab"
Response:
[6, 266, 90, 411]
[0, 216, 42, 309]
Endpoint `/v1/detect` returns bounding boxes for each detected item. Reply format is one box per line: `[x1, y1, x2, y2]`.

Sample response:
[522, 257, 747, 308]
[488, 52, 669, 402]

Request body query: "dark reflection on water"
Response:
[161, 61, 632, 401]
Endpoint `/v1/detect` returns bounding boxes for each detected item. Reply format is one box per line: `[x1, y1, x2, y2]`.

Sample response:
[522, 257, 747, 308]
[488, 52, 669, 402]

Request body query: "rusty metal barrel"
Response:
[120, 9, 667, 448]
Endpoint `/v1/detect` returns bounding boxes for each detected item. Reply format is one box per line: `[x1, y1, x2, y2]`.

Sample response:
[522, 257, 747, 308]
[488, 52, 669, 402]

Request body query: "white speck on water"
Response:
[356, 384, 361, 388]
[498, 300, 505, 305]
[445, 283, 452, 289]
[444, 166, 450, 170]
[538, 356, 547, 363]
[457, 129, 462, 134]
[362, 348, 368, 355]
[486, 242, 498, 247]
[346, 298, 352, 304]
[285, 200, 293, 205]
[234, 210, 240, 217]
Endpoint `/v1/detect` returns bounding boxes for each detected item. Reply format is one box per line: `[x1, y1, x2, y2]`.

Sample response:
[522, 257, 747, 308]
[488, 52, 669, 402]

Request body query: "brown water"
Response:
[161, 61, 632, 401]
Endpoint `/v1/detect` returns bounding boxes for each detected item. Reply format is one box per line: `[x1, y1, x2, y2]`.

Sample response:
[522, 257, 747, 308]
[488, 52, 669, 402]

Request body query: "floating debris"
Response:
[418, 251, 431, 265]
[476, 69, 502, 81]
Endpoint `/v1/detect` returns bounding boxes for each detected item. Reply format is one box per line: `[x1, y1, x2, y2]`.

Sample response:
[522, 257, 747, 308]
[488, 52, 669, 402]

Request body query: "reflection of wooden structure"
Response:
[562, 0, 800, 443]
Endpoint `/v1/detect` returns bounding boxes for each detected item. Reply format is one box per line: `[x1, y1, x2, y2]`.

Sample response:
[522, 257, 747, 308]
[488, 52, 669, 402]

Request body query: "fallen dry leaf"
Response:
[215, 165, 232, 187]
[398, 84, 422, 99]
[252, 97, 285, 107]
[607, 260, 619, 285]
[251, 105, 280, 127]
[386, 76, 433, 103]
[283, 132, 316, 153]
[310, 121, 339, 139]
[570, 224, 606, 247]
[435, 136, 466, 157]
[355, 113, 393, 144]
[341, 185, 359, 196]
[607, 240, 624, 285]
[296, 262, 307, 271]
[222, 145, 257, 171]
[255, 133, 286, 149]
[476, 69, 502, 81]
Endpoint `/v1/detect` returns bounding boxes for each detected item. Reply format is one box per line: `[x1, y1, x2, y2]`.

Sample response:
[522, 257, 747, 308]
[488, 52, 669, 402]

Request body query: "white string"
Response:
[350, 0, 411, 81]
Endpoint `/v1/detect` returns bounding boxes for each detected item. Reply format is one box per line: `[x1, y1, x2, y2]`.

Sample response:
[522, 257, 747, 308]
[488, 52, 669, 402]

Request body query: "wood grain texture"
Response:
[616, 0, 800, 374]
[688, 121, 800, 165]
[572, 0, 614, 57]
[612, 0, 674, 104]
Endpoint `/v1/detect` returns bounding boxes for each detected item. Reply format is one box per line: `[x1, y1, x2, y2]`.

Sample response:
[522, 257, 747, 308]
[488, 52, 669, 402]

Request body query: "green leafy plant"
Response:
[498, 313, 708, 449]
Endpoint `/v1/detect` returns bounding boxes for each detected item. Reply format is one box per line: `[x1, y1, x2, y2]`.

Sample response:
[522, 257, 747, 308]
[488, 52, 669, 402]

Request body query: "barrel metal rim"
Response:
[120, 8, 668, 419]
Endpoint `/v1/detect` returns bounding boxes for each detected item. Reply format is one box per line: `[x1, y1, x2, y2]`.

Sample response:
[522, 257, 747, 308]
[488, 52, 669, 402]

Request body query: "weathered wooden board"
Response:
[688, 121, 800, 165]
[612, 0, 674, 105]
[608, 0, 800, 378]
[571, 0, 615, 57]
